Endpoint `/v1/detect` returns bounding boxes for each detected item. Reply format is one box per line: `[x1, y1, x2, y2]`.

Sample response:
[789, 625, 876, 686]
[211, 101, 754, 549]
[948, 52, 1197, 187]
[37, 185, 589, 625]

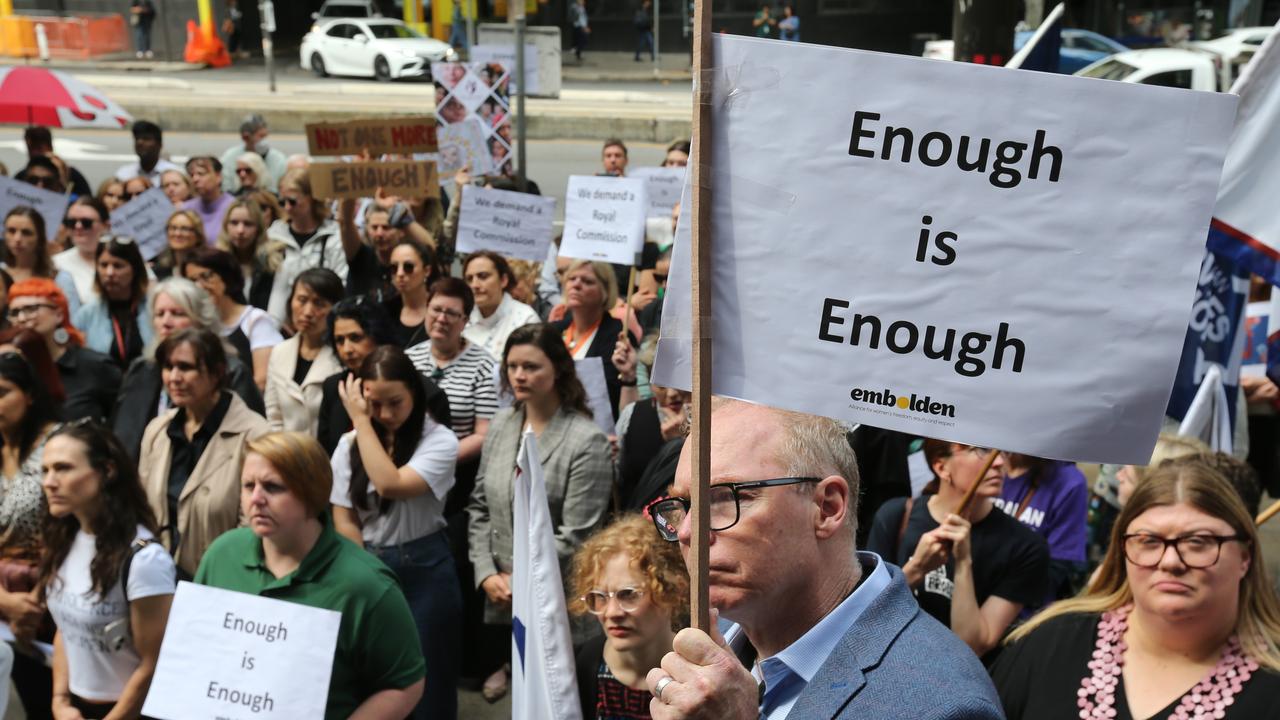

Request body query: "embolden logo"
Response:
[849, 387, 955, 418]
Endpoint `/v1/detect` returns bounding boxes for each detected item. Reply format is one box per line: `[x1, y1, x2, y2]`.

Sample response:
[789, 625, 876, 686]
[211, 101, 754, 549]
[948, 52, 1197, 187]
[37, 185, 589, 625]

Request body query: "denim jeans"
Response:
[371, 530, 462, 720]
[132, 23, 151, 54]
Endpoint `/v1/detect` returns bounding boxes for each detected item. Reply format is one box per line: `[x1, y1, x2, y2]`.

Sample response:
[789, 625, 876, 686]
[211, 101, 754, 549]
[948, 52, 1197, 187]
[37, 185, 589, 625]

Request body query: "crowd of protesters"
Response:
[0, 115, 1276, 720]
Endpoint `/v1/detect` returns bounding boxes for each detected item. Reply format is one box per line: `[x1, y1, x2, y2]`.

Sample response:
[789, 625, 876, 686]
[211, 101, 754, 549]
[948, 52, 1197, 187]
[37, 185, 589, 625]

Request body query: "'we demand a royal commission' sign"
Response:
[653, 35, 1238, 466]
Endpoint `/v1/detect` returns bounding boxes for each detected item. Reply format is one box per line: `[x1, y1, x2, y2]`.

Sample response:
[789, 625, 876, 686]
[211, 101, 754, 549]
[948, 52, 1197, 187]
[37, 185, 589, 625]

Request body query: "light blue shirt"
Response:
[724, 551, 891, 720]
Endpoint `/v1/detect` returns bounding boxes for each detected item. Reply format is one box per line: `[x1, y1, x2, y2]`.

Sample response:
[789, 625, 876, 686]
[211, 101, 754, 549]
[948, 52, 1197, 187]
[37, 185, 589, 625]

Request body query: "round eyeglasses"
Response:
[1121, 533, 1247, 569]
[645, 477, 821, 542]
[580, 587, 645, 614]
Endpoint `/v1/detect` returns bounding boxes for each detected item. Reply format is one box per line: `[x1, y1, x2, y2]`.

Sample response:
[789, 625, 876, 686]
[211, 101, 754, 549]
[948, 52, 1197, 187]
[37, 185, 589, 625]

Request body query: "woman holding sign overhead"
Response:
[196, 432, 426, 720]
[37, 420, 176, 720]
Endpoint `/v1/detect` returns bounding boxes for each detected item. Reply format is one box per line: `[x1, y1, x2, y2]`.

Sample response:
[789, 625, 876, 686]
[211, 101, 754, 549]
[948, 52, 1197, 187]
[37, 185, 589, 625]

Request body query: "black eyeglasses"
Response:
[281, 197, 300, 206]
[646, 477, 821, 542]
[121, 192, 136, 201]
[1122, 533, 1248, 569]
[26, 174, 57, 188]
[62, 217, 97, 229]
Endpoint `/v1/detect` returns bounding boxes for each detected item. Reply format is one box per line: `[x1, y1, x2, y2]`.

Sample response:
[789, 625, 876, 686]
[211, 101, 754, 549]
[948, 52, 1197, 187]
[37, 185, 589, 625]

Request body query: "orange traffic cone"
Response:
[183, 19, 231, 67]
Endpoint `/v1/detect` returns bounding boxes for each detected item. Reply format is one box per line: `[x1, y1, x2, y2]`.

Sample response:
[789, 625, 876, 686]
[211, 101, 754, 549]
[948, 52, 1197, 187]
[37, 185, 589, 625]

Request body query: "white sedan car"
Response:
[301, 18, 458, 82]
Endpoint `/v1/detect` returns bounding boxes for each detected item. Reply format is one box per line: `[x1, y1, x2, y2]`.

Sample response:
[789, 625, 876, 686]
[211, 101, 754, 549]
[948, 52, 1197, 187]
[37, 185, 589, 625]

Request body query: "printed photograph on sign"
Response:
[433, 61, 514, 180]
[1243, 301, 1270, 377]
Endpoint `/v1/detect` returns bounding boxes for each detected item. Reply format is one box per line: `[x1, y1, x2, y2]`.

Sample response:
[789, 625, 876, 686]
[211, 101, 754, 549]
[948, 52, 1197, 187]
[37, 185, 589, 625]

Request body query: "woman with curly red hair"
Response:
[569, 513, 689, 720]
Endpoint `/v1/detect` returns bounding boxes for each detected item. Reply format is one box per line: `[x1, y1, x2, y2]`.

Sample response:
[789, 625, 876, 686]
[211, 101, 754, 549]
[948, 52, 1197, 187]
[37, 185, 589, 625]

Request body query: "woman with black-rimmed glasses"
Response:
[992, 457, 1280, 720]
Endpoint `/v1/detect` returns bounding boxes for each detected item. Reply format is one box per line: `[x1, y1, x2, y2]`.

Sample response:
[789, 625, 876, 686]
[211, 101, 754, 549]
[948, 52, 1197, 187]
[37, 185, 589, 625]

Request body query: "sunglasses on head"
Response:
[62, 217, 97, 229]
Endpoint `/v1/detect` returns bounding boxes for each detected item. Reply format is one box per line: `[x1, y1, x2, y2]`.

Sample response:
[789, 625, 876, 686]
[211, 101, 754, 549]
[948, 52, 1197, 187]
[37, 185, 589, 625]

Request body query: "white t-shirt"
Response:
[330, 418, 459, 546]
[46, 526, 176, 702]
[53, 248, 98, 305]
[223, 305, 284, 351]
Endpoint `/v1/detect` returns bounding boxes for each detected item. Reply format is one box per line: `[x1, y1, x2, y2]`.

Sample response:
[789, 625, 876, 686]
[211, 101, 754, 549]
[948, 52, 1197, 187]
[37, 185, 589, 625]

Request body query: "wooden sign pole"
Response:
[954, 449, 1001, 518]
[689, 0, 713, 634]
[1257, 497, 1280, 526]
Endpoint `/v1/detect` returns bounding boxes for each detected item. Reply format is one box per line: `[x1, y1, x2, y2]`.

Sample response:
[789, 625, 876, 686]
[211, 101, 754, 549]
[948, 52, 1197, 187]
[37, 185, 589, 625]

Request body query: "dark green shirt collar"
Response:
[243, 511, 344, 590]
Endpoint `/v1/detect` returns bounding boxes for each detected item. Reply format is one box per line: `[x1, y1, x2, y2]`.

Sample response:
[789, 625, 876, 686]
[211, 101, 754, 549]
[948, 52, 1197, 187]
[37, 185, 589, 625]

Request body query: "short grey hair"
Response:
[239, 114, 268, 136]
[711, 397, 860, 530]
[144, 277, 223, 359]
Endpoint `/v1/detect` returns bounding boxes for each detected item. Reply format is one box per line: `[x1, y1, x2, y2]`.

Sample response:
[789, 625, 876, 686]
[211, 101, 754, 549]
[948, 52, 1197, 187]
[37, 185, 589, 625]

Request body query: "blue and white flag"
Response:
[511, 430, 582, 720]
[1205, 21, 1280, 283]
[1006, 2, 1063, 73]
[1166, 251, 1249, 451]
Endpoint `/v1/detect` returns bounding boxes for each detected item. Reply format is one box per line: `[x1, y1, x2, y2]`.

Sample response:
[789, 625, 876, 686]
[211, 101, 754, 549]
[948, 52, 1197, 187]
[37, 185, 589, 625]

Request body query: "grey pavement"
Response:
[5, 52, 693, 142]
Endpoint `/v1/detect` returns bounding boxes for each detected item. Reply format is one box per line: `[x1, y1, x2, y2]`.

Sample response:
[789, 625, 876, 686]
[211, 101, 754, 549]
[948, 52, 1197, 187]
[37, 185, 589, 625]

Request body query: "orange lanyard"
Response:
[563, 319, 600, 357]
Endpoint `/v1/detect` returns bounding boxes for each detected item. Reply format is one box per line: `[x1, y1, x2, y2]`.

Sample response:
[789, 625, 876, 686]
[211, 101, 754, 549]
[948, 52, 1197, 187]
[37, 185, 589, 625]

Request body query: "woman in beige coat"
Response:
[264, 268, 343, 435]
[139, 327, 270, 578]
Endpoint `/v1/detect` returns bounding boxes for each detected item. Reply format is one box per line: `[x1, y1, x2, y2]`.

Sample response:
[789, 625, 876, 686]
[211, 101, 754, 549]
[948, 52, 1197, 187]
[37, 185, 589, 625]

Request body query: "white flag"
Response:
[511, 430, 583, 720]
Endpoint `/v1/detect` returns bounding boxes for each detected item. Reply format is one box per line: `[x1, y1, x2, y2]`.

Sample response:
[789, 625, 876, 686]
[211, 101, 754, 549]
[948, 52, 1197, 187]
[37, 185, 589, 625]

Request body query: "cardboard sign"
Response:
[456, 184, 556, 261]
[629, 167, 685, 218]
[576, 356, 616, 433]
[109, 188, 172, 260]
[0, 175, 69, 239]
[308, 160, 439, 200]
[305, 117, 439, 157]
[653, 34, 1237, 465]
[143, 582, 340, 720]
[559, 175, 648, 266]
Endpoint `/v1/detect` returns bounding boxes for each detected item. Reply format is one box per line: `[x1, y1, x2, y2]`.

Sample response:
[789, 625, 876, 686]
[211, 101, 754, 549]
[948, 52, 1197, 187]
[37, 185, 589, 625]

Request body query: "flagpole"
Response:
[688, 0, 713, 633]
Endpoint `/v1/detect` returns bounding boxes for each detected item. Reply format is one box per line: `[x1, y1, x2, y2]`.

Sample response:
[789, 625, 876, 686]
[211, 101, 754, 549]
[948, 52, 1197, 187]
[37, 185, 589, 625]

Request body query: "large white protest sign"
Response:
[0, 175, 69, 238]
[143, 581, 341, 720]
[629, 167, 685, 218]
[575, 356, 615, 434]
[457, 184, 556, 261]
[109, 188, 172, 259]
[559, 176, 647, 265]
[653, 35, 1237, 465]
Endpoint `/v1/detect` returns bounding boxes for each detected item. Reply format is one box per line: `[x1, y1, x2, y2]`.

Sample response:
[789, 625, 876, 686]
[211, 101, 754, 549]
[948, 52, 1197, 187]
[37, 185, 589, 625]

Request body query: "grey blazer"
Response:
[744, 562, 1005, 720]
[467, 404, 613, 622]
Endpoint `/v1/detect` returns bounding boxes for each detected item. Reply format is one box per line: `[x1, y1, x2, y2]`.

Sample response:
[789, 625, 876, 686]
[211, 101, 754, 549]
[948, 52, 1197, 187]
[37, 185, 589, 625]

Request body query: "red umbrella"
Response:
[0, 66, 132, 128]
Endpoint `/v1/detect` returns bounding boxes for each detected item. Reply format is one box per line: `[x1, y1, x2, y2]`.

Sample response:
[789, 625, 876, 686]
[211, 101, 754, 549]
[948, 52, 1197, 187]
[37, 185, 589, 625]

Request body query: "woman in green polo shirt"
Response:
[194, 431, 425, 720]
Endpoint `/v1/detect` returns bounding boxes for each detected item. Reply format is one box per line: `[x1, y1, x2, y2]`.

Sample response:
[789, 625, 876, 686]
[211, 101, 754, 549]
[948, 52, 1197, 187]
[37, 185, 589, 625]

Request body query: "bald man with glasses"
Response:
[643, 399, 1001, 720]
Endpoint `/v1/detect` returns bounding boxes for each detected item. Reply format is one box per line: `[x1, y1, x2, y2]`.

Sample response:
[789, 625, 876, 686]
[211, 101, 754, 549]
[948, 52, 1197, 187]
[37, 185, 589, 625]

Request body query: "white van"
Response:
[1074, 47, 1233, 92]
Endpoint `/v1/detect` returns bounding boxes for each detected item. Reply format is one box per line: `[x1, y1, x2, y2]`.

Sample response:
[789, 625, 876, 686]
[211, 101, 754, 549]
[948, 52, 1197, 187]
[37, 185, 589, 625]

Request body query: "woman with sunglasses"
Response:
[216, 198, 285, 313]
[569, 513, 687, 720]
[993, 458, 1280, 719]
[330, 346, 460, 719]
[121, 176, 152, 206]
[232, 153, 269, 198]
[383, 238, 437, 348]
[3, 207, 81, 319]
[37, 421, 176, 720]
[866, 441, 1049, 658]
[468, 323, 613, 701]
[73, 236, 152, 369]
[151, 209, 205, 281]
[182, 247, 283, 391]
[8, 279, 120, 423]
[266, 169, 353, 325]
[53, 197, 111, 307]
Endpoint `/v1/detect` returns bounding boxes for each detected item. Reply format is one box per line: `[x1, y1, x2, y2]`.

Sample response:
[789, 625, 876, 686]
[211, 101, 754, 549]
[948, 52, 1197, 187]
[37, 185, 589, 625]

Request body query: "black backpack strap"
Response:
[121, 537, 158, 604]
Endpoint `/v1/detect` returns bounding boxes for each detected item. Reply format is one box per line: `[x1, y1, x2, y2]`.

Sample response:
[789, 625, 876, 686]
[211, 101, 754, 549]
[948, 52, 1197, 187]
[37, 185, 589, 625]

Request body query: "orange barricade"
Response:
[0, 14, 130, 59]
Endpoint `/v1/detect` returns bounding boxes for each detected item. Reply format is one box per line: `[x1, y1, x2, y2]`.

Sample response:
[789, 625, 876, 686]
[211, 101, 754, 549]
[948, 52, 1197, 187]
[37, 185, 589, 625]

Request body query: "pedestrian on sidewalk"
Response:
[634, 0, 654, 62]
[129, 0, 156, 59]
[570, 0, 590, 61]
[778, 4, 800, 41]
[752, 2, 776, 38]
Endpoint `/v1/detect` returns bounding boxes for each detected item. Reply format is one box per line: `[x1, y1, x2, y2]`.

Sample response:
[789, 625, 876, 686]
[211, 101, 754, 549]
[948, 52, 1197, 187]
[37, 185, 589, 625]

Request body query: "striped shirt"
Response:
[405, 340, 498, 439]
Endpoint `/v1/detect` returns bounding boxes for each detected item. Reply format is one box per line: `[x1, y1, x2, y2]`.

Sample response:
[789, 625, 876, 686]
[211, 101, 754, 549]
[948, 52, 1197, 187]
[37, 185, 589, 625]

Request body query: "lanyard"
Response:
[111, 312, 129, 363]
[562, 319, 600, 357]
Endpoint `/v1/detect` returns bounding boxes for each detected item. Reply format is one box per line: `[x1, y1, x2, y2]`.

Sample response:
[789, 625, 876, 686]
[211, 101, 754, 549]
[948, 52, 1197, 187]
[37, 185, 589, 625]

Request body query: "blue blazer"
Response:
[769, 563, 1005, 720]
